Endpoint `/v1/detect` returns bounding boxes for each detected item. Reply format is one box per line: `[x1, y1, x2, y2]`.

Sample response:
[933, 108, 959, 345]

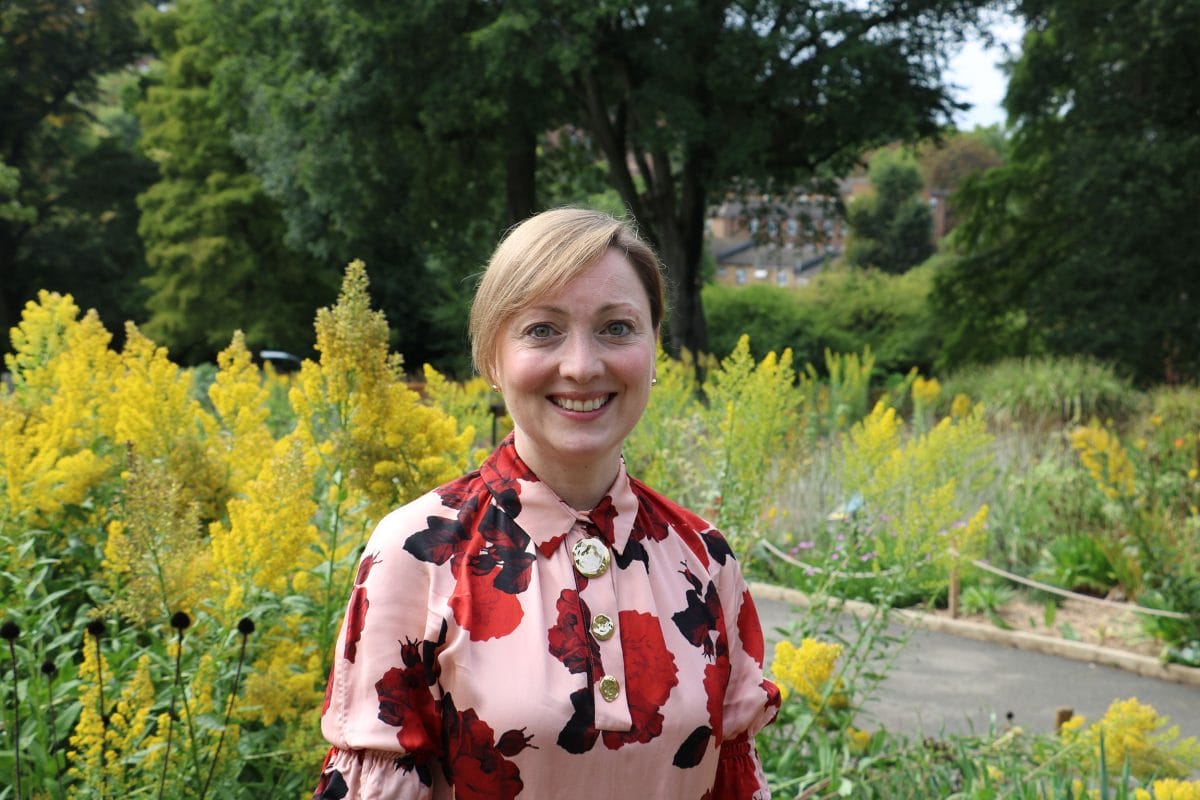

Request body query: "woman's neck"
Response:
[512, 435, 619, 511]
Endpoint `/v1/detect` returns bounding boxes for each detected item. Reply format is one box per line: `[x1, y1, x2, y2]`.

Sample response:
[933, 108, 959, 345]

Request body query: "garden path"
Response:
[755, 587, 1200, 742]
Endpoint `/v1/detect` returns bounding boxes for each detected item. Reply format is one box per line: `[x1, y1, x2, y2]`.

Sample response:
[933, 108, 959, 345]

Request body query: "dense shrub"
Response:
[703, 261, 940, 376]
[941, 355, 1143, 429]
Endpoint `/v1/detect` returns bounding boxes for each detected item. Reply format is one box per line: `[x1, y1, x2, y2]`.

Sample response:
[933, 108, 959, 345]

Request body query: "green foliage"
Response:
[626, 336, 802, 555]
[936, 0, 1200, 384]
[702, 284, 814, 364]
[135, 0, 336, 364]
[0, 1, 154, 339]
[704, 260, 941, 376]
[941, 356, 1142, 429]
[475, 0, 990, 357]
[844, 149, 934, 273]
[201, 0, 514, 369]
[796, 348, 876, 440]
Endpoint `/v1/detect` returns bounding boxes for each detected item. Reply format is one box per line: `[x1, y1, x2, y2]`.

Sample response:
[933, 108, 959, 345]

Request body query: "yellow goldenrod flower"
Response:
[911, 375, 941, 406]
[1070, 423, 1137, 500]
[1059, 698, 1200, 780]
[1147, 778, 1200, 800]
[771, 638, 843, 710]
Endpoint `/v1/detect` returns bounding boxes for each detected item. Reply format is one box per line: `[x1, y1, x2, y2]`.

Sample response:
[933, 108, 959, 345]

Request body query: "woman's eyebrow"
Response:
[523, 301, 641, 316]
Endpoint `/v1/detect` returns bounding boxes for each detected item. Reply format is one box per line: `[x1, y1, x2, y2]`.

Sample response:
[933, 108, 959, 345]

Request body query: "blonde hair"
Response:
[469, 207, 665, 384]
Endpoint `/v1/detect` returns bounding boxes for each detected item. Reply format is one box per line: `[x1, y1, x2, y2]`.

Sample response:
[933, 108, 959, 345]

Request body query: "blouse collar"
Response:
[479, 435, 639, 558]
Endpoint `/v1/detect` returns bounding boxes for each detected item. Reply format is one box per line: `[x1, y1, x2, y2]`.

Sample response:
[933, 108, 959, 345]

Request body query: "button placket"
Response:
[566, 521, 630, 730]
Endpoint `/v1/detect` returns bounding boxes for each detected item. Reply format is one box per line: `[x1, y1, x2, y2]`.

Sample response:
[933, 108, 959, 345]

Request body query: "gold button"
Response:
[598, 675, 620, 702]
[571, 537, 610, 578]
[591, 613, 615, 641]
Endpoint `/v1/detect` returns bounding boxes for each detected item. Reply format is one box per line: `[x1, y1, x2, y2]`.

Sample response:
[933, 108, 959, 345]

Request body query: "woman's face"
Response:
[493, 248, 657, 488]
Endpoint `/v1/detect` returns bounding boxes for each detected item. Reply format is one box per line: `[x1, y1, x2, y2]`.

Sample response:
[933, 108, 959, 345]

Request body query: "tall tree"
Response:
[0, 0, 153, 338]
[533, 0, 989, 355]
[134, 1, 334, 364]
[935, 0, 1200, 383]
[844, 149, 935, 273]
[202, 0, 528, 370]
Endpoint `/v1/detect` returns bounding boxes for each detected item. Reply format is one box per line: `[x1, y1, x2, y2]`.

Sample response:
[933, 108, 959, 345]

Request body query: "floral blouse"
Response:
[315, 436, 780, 799]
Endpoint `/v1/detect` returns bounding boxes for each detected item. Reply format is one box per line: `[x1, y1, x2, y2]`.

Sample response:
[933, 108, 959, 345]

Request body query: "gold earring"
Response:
[491, 384, 500, 392]
[650, 377, 658, 387]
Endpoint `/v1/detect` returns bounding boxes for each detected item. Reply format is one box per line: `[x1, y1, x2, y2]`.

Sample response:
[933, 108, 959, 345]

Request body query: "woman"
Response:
[315, 208, 780, 799]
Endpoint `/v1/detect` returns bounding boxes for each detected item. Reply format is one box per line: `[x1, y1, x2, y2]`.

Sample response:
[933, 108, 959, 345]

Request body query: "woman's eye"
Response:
[527, 323, 554, 339]
[604, 321, 632, 336]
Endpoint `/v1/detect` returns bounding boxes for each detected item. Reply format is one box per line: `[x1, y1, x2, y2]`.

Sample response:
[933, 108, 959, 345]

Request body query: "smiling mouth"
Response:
[551, 395, 612, 412]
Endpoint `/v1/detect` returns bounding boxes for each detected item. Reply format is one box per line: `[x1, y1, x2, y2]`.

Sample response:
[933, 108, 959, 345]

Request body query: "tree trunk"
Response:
[654, 209, 707, 358]
[504, 121, 537, 228]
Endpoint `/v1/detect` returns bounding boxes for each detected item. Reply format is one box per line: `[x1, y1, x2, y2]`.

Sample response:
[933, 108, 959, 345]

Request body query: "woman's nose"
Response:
[558, 334, 603, 382]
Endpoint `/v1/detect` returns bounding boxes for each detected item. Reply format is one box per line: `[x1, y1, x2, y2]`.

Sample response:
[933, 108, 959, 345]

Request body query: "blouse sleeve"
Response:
[713, 560, 781, 800]
[315, 500, 449, 800]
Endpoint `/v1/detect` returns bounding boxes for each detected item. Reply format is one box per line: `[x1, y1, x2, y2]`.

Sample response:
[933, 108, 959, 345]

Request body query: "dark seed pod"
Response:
[170, 611, 191, 631]
[40, 659, 57, 678]
[85, 619, 106, 638]
[0, 621, 18, 641]
[237, 617, 255, 636]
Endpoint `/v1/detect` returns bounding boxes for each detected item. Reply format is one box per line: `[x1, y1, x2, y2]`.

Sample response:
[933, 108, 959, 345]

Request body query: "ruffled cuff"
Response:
[713, 733, 771, 800]
[314, 745, 437, 800]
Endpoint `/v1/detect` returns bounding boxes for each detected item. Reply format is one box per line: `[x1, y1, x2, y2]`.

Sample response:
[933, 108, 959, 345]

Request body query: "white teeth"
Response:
[554, 396, 608, 412]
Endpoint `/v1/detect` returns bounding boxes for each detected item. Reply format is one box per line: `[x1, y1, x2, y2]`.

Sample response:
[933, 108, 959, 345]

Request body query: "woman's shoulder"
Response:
[625, 475, 742, 573]
[627, 474, 716, 533]
[368, 469, 489, 546]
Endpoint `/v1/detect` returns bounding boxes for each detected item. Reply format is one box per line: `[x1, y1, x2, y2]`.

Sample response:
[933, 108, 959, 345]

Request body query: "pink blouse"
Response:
[315, 436, 780, 799]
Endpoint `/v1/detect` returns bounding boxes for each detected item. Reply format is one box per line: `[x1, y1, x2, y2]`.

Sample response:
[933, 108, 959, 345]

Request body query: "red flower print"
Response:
[703, 656, 730, 742]
[548, 590, 602, 678]
[602, 611, 679, 749]
[375, 639, 442, 757]
[449, 536, 524, 641]
[342, 553, 380, 663]
[475, 506, 535, 594]
[321, 668, 334, 715]
[763, 678, 782, 724]
[673, 566, 723, 658]
[404, 509, 474, 565]
[588, 496, 618, 545]
[557, 687, 599, 754]
[737, 590, 766, 668]
[712, 733, 762, 800]
[313, 765, 348, 799]
[629, 480, 675, 544]
[630, 479, 712, 565]
[672, 725, 713, 769]
[436, 473, 479, 511]
[480, 437, 534, 518]
[700, 530, 734, 565]
[442, 695, 525, 800]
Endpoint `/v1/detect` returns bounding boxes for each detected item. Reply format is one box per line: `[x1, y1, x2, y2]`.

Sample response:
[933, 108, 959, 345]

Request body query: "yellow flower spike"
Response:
[770, 638, 843, 711]
[1061, 698, 1200, 780]
[289, 262, 473, 521]
[1149, 779, 1200, 800]
[847, 727, 872, 753]
[950, 393, 972, 419]
[911, 375, 941, 406]
[207, 331, 274, 495]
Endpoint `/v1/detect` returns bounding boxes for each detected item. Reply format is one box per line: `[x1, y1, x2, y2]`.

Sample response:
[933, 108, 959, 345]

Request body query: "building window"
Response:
[735, 268, 747, 285]
[787, 219, 798, 236]
[754, 268, 769, 280]
[768, 220, 778, 236]
[777, 270, 789, 287]
[749, 218, 759, 235]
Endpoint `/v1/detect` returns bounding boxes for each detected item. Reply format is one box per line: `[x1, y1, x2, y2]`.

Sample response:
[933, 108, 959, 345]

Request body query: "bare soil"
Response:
[930, 594, 1165, 659]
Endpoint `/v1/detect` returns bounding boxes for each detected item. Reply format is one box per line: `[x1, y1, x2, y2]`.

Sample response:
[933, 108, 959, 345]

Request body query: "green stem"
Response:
[198, 629, 249, 800]
[156, 628, 183, 800]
